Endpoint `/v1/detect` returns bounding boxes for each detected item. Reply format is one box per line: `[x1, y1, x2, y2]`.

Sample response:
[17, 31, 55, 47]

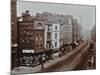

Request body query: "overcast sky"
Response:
[17, 1, 96, 31]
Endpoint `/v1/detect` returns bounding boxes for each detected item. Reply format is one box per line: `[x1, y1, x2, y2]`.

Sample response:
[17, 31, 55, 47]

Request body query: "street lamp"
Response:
[41, 46, 46, 69]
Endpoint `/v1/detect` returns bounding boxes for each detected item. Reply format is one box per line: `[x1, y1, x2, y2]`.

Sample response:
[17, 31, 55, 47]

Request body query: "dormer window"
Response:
[37, 23, 43, 29]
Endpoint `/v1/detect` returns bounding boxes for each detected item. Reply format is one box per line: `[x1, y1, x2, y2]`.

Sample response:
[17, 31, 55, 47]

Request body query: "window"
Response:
[55, 33, 57, 39]
[40, 44, 43, 48]
[36, 44, 39, 48]
[48, 28, 50, 31]
[48, 25, 50, 27]
[36, 34, 39, 41]
[36, 34, 38, 36]
[27, 40, 30, 43]
[37, 23, 43, 29]
[40, 33, 42, 36]
[26, 32, 29, 35]
[36, 37, 38, 41]
[47, 32, 51, 39]
[55, 42, 57, 47]
[58, 20, 61, 22]
[40, 37, 42, 40]
[55, 26, 57, 30]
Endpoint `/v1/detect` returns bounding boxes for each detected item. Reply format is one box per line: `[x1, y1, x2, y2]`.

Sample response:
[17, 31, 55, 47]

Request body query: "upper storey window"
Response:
[37, 23, 43, 29]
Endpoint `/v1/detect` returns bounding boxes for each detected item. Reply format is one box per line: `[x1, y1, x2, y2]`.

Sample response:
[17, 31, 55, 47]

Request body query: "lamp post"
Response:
[41, 52, 46, 69]
[11, 43, 18, 69]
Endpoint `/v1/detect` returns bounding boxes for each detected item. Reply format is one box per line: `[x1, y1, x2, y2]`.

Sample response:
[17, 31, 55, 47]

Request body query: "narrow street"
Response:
[12, 41, 92, 74]
[10, 1, 96, 75]
[11, 41, 96, 74]
[40, 41, 89, 72]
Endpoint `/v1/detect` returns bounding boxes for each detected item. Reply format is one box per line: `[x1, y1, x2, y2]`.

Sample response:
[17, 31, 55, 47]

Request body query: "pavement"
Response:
[41, 42, 89, 72]
[11, 41, 88, 74]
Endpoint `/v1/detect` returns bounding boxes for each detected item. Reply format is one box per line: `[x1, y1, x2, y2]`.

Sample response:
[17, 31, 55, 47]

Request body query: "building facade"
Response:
[52, 23, 60, 49]
[91, 25, 96, 42]
[17, 11, 34, 65]
[33, 14, 45, 52]
[18, 11, 46, 54]
[11, 0, 18, 69]
[43, 13, 74, 50]
[45, 23, 61, 50]
[63, 15, 73, 45]
[72, 19, 80, 43]
[45, 23, 52, 49]
[17, 11, 46, 65]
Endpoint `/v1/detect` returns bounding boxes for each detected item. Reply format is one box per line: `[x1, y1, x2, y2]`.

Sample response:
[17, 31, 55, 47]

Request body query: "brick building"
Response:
[11, 0, 18, 69]
[17, 11, 45, 59]
[33, 13, 45, 52]
[11, 0, 17, 44]
[17, 10, 34, 56]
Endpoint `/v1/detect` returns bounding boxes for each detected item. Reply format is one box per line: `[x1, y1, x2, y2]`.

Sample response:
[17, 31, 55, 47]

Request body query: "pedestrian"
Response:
[88, 59, 91, 68]
[41, 54, 45, 69]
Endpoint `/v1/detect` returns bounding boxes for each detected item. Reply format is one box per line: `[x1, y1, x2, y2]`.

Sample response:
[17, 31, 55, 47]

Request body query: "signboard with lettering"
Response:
[23, 50, 34, 53]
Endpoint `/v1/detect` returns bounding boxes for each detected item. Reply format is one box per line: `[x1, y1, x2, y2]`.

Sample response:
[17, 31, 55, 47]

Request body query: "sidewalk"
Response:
[11, 41, 87, 74]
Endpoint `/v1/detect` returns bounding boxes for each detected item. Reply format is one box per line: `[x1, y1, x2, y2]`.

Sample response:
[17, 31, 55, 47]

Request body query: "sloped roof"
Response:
[40, 12, 73, 25]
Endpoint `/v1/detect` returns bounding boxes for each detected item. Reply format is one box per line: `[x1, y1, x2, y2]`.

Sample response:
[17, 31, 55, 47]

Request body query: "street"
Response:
[11, 41, 96, 74]
[40, 41, 89, 72]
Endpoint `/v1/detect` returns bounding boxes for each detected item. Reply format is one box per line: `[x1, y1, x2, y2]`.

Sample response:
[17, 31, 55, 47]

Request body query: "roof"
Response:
[40, 12, 73, 25]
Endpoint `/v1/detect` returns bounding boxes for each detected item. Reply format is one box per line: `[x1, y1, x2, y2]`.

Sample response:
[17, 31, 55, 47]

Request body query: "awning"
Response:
[74, 42, 79, 45]
[23, 49, 35, 53]
[12, 43, 18, 47]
